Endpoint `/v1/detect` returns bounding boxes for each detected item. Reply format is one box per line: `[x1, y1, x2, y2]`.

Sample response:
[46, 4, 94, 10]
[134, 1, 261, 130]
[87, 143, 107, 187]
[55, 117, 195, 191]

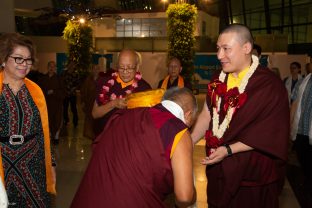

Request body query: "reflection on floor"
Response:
[54, 94, 302, 208]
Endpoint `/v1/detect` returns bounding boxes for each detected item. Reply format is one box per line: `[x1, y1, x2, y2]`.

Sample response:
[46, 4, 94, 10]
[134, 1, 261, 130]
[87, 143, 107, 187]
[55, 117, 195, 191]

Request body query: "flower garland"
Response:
[205, 55, 259, 155]
[98, 72, 142, 105]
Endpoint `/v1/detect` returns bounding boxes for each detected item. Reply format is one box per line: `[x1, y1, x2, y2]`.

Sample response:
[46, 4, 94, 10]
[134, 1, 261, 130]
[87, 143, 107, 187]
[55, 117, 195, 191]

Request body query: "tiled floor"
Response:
[53, 93, 301, 208]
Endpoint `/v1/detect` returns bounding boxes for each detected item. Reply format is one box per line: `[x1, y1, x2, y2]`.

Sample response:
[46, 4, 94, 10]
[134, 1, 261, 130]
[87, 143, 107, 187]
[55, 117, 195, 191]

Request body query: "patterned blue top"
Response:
[296, 77, 312, 136]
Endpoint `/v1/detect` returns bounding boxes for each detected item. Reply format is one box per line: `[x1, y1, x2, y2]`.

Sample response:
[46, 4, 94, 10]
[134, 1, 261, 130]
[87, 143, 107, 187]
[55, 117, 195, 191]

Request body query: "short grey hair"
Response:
[163, 87, 198, 116]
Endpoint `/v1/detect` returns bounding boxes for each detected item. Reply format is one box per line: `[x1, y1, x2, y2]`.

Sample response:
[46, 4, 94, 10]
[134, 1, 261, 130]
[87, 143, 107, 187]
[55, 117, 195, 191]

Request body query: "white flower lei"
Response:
[212, 55, 259, 138]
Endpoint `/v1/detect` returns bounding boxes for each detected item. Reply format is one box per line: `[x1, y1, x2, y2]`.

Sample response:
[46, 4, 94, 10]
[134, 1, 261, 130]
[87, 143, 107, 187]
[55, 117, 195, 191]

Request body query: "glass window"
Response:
[116, 18, 167, 37]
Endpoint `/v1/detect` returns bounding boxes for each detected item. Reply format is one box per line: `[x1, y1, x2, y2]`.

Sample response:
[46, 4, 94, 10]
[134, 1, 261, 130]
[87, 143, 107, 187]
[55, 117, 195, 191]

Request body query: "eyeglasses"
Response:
[9, 56, 34, 65]
[118, 66, 136, 73]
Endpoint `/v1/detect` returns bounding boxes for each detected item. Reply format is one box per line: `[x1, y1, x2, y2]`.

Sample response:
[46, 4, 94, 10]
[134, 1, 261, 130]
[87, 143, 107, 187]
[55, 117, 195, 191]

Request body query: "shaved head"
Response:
[221, 24, 254, 46]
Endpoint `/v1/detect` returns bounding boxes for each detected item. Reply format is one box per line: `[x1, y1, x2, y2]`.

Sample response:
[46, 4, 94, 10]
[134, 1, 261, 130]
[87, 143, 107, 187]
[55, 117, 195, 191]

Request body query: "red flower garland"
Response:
[98, 72, 142, 105]
[205, 130, 224, 156]
[207, 79, 227, 107]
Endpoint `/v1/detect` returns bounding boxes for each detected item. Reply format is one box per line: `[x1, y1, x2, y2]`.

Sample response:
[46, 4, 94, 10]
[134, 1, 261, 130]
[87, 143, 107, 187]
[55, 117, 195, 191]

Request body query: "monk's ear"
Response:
[243, 42, 252, 55]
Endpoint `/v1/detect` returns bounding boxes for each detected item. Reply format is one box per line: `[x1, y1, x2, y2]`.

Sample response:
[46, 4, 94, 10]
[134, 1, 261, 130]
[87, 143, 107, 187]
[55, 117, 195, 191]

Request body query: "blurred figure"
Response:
[40, 61, 65, 144]
[291, 70, 312, 196]
[0, 33, 56, 206]
[284, 62, 303, 104]
[92, 49, 151, 137]
[305, 62, 312, 75]
[158, 57, 192, 90]
[62, 61, 80, 128]
[80, 64, 101, 140]
[26, 67, 43, 85]
[71, 87, 197, 208]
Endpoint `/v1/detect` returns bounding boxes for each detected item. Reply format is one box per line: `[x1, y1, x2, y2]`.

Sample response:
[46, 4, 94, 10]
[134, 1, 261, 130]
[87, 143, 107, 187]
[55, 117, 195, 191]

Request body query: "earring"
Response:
[1, 63, 5, 68]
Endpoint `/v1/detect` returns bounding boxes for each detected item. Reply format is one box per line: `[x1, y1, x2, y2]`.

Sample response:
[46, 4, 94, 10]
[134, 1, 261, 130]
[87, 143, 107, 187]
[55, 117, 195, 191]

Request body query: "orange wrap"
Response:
[0, 71, 56, 194]
[160, 75, 184, 90]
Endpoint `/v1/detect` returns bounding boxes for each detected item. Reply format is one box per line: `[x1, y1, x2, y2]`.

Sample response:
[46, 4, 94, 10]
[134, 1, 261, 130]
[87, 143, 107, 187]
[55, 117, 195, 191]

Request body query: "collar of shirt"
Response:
[116, 75, 134, 89]
[227, 66, 249, 90]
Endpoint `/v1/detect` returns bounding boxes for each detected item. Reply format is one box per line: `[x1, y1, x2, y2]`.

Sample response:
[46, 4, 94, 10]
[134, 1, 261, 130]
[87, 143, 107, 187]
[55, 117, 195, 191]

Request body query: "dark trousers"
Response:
[294, 134, 312, 192]
[63, 95, 78, 127]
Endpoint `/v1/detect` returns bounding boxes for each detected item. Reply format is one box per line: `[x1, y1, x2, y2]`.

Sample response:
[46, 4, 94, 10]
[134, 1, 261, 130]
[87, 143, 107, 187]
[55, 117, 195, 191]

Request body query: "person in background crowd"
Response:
[0, 32, 56, 207]
[158, 57, 192, 90]
[305, 62, 312, 75]
[26, 66, 43, 85]
[40, 61, 65, 144]
[62, 61, 80, 128]
[291, 65, 312, 196]
[284, 62, 303, 104]
[92, 49, 151, 137]
[191, 24, 289, 208]
[80, 64, 102, 140]
[71, 87, 197, 208]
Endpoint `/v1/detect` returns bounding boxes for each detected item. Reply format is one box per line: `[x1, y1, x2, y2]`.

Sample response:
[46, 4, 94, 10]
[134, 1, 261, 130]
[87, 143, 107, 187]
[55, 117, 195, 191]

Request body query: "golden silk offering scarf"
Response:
[126, 89, 165, 109]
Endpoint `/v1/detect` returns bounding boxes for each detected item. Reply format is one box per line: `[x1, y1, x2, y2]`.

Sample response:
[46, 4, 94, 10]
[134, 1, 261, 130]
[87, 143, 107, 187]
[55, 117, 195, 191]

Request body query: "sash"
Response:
[160, 75, 184, 89]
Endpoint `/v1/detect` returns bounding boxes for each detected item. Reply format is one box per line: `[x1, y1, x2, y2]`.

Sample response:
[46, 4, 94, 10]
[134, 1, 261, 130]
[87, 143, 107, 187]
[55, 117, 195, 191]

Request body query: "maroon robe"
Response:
[206, 66, 289, 208]
[93, 75, 151, 137]
[71, 104, 188, 208]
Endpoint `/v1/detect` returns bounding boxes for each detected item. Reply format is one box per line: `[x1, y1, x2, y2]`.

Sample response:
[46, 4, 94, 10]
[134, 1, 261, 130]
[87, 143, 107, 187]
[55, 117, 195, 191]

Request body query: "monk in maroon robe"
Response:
[191, 24, 289, 208]
[92, 49, 151, 137]
[71, 87, 197, 208]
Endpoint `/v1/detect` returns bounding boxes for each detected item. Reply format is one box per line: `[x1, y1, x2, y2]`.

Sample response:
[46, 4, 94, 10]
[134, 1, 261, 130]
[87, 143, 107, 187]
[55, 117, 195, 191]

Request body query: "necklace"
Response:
[212, 55, 259, 139]
[98, 72, 142, 105]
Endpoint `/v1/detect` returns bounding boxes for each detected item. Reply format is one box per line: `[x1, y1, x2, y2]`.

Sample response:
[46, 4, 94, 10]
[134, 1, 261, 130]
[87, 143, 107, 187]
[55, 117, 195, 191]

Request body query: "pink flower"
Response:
[103, 86, 109, 92]
[99, 94, 104, 98]
[112, 72, 118, 78]
[135, 72, 142, 80]
[108, 79, 115, 85]
[132, 82, 138, 88]
[125, 90, 131, 94]
[110, 93, 117, 100]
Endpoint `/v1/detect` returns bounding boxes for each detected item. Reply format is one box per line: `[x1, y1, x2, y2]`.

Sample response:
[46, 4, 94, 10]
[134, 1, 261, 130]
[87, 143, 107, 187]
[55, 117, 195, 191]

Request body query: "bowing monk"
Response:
[71, 87, 197, 208]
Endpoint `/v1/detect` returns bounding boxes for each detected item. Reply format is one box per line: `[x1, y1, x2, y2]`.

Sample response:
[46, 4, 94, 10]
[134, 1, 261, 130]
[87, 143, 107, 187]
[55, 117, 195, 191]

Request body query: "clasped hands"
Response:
[200, 146, 228, 165]
[111, 98, 127, 109]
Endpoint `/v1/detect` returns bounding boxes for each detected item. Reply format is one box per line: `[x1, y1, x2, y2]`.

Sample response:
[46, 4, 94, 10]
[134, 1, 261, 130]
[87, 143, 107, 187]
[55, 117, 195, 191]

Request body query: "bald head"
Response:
[221, 24, 254, 46]
[118, 49, 139, 66]
[117, 49, 140, 83]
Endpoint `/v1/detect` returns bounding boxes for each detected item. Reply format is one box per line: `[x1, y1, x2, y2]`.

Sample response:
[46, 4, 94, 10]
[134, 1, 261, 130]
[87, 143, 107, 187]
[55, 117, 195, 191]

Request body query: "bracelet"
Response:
[224, 144, 232, 156]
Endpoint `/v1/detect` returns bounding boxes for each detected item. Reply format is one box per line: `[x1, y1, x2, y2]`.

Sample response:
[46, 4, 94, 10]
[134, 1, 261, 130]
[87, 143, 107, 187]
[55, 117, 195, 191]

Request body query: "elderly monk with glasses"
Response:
[92, 49, 151, 137]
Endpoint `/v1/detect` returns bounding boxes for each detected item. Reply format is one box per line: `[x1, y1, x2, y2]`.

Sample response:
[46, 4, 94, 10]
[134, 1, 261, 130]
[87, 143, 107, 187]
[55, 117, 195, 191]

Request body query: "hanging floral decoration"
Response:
[205, 55, 259, 155]
[98, 72, 142, 105]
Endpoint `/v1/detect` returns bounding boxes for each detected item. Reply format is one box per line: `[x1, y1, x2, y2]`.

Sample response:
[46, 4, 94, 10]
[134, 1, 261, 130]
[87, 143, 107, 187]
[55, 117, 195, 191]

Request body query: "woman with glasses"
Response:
[92, 49, 151, 137]
[0, 33, 56, 207]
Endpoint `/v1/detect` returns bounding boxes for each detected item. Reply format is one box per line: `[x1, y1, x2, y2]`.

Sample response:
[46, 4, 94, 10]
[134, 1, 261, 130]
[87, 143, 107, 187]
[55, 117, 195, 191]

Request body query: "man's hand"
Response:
[112, 98, 127, 109]
[200, 146, 228, 165]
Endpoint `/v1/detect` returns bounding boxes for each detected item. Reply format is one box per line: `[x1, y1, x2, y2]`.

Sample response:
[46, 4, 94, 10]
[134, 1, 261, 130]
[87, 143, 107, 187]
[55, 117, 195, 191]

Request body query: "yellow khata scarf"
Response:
[116, 74, 134, 89]
[227, 67, 249, 89]
[0, 71, 56, 194]
[160, 75, 184, 89]
[127, 89, 165, 109]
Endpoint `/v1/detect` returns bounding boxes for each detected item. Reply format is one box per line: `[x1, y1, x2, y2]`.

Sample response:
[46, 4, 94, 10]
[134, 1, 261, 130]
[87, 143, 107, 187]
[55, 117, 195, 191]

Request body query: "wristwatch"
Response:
[224, 144, 232, 156]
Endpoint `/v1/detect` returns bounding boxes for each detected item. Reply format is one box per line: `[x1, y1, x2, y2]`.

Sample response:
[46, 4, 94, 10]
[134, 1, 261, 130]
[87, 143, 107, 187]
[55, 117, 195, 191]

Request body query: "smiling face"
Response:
[216, 32, 252, 75]
[117, 50, 138, 83]
[3, 46, 32, 81]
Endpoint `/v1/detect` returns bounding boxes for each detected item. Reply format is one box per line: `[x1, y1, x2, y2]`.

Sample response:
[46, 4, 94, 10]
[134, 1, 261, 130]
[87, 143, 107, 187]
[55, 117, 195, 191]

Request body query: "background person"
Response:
[158, 57, 192, 90]
[191, 24, 289, 208]
[284, 62, 303, 104]
[92, 49, 151, 137]
[71, 87, 197, 208]
[0, 33, 56, 206]
[40, 61, 65, 144]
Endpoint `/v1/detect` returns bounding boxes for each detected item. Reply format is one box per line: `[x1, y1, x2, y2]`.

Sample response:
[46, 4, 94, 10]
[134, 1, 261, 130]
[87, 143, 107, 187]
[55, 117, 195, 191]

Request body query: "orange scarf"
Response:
[0, 71, 56, 194]
[160, 75, 184, 89]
